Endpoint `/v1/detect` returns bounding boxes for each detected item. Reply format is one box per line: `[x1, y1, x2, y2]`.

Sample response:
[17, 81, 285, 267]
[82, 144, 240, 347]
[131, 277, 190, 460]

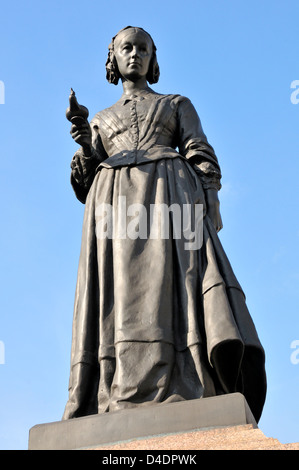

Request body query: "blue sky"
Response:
[0, 0, 298, 450]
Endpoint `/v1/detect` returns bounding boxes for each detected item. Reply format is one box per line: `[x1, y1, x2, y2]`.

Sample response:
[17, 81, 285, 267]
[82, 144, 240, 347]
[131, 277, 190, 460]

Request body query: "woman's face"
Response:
[114, 29, 153, 82]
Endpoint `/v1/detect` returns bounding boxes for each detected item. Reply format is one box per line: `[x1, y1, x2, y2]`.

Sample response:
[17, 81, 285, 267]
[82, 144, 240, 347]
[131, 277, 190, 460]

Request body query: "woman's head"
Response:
[106, 26, 160, 85]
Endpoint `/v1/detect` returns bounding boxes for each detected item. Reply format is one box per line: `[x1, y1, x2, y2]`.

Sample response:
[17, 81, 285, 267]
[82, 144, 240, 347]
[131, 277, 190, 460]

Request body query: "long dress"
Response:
[63, 90, 266, 422]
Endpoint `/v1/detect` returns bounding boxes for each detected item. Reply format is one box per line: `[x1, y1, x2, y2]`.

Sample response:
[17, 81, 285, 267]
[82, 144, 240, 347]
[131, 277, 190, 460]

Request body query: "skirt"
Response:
[63, 157, 266, 422]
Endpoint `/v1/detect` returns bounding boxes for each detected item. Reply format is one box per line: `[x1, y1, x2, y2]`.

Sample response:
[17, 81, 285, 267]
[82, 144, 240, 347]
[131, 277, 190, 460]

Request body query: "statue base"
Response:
[28, 393, 258, 450]
[90, 424, 299, 451]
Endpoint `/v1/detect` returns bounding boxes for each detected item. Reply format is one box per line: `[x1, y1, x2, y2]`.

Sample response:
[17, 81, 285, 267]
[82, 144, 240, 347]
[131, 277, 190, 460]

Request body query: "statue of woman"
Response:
[63, 26, 266, 422]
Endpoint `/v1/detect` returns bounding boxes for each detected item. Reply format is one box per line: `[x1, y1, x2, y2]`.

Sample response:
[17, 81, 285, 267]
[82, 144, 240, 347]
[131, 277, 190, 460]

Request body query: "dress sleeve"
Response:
[176, 96, 222, 191]
[70, 116, 108, 203]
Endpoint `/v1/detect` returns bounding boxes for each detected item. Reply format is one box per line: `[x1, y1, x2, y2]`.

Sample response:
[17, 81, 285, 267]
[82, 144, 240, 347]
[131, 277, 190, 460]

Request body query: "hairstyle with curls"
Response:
[105, 26, 160, 85]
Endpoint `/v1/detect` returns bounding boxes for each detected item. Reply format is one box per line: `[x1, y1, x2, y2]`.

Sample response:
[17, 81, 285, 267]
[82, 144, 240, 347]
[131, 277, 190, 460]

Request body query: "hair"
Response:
[105, 26, 160, 85]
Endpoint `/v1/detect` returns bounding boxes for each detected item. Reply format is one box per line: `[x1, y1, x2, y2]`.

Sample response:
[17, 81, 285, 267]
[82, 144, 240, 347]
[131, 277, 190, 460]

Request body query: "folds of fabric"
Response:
[63, 158, 266, 422]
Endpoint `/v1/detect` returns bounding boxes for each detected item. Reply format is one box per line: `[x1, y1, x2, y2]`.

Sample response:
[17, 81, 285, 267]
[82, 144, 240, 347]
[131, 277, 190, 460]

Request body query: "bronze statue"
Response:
[63, 26, 266, 422]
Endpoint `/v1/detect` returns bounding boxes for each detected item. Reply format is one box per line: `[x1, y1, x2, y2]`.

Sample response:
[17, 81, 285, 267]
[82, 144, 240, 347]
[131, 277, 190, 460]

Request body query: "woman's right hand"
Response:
[70, 117, 92, 155]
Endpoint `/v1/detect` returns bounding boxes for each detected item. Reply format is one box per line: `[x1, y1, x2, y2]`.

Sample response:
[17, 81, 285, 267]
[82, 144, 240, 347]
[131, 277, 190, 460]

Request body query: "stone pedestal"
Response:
[92, 424, 299, 451]
[29, 393, 258, 450]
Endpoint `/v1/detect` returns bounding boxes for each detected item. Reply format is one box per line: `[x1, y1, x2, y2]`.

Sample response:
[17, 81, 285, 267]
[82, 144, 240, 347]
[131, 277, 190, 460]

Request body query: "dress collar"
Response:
[119, 90, 161, 106]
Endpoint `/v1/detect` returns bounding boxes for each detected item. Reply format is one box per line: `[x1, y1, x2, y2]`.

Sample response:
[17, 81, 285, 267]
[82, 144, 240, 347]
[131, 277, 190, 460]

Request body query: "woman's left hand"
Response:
[205, 189, 223, 232]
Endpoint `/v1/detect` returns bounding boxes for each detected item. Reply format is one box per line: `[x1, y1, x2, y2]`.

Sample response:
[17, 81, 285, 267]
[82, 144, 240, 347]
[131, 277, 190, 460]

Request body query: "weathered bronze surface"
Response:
[63, 26, 266, 423]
